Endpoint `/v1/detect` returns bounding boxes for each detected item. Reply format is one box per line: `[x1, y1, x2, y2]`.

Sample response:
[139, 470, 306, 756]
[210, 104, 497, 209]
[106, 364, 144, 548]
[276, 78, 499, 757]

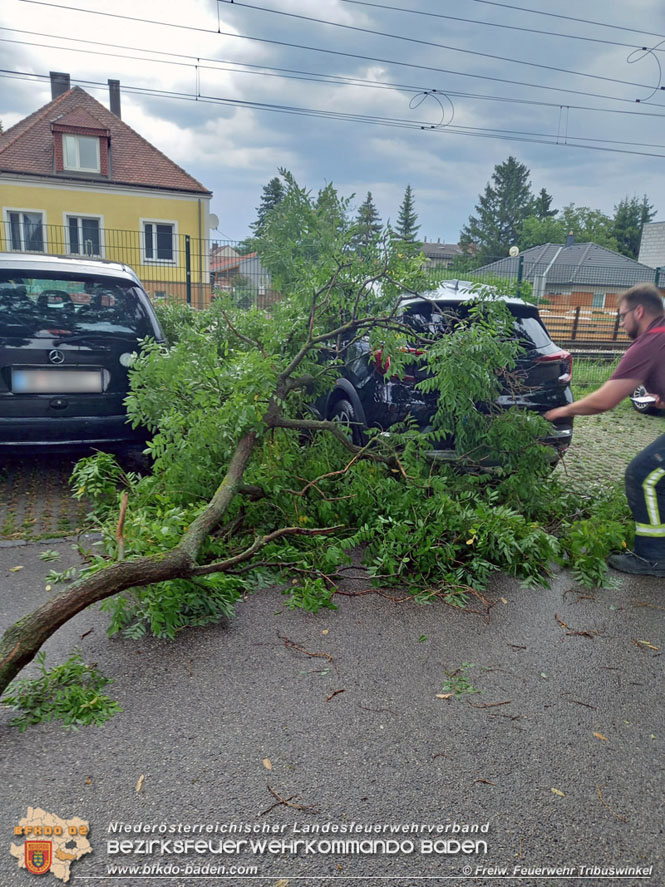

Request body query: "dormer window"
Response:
[63, 134, 100, 172]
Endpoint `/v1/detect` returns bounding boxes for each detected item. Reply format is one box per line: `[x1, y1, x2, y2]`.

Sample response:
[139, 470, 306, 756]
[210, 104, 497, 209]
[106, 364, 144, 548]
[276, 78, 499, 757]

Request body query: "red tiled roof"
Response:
[210, 252, 257, 271]
[51, 107, 109, 133]
[0, 86, 211, 195]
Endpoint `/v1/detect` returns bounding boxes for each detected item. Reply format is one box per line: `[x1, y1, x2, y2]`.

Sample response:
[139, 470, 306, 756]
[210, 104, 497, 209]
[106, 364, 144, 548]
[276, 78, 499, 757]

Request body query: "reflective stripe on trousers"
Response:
[625, 432, 665, 559]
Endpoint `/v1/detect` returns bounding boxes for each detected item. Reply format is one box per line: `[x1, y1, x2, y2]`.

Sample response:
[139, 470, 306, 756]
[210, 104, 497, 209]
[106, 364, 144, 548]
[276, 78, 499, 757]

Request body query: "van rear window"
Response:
[0, 273, 152, 339]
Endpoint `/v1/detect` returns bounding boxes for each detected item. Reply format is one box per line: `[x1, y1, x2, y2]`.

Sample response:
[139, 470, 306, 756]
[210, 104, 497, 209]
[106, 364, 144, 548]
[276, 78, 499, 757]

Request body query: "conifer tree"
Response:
[395, 185, 420, 242]
[353, 191, 383, 251]
[460, 156, 534, 262]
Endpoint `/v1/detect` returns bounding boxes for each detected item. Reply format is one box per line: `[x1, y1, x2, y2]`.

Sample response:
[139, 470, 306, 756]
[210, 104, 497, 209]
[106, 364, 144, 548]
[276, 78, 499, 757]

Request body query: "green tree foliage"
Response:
[612, 195, 656, 259]
[460, 156, 535, 263]
[1, 650, 121, 731]
[395, 184, 420, 242]
[0, 173, 634, 699]
[519, 204, 619, 252]
[352, 191, 383, 252]
[559, 204, 618, 251]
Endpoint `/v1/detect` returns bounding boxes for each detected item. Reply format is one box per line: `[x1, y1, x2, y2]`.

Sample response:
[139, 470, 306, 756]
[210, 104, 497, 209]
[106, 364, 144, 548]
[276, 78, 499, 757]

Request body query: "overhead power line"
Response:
[336, 0, 665, 52]
[4, 26, 665, 123]
[467, 0, 665, 41]
[15, 0, 665, 107]
[222, 0, 664, 91]
[3, 68, 665, 160]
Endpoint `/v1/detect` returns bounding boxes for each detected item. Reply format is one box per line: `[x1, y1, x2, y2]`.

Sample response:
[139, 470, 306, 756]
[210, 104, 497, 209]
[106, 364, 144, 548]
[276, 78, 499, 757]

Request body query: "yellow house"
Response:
[0, 73, 213, 305]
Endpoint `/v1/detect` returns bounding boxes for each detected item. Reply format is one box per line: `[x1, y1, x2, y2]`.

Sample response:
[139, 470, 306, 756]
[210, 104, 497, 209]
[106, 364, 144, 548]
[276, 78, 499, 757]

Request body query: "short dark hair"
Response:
[620, 283, 664, 316]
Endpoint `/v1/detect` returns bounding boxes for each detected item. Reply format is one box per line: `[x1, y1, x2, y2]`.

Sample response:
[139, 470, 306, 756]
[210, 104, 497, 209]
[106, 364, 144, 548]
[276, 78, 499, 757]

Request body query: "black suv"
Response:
[0, 253, 163, 451]
[319, 281, 573, 459]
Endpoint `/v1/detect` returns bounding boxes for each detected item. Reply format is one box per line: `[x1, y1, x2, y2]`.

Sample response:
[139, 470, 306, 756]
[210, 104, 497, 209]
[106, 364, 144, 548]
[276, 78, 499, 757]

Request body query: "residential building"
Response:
[637, 221, 665, 269]
[476, 240, 660, 309]
[0, 72, 213, 305]
[210, 244, 275, 307]
[421, 240, 465, 268]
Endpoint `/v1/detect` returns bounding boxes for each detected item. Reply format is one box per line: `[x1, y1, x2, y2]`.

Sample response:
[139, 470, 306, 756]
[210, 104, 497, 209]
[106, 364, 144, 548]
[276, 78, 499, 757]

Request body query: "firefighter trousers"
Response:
[625, 430, 665, 560]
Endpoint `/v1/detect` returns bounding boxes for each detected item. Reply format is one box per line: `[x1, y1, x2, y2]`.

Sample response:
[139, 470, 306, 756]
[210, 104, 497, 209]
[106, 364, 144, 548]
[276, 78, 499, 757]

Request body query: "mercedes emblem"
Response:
[48, 349, 65, 365]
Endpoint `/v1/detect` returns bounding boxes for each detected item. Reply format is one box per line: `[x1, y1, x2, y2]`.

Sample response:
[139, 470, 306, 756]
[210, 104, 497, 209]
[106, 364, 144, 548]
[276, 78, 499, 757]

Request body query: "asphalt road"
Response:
[0, 539, 663, 887]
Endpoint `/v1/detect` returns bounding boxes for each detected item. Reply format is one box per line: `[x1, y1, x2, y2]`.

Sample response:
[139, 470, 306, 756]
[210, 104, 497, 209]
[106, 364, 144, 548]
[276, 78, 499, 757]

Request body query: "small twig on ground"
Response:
[79, 628, 94, 639]
[358, 703, 398, 716]
[555, 613, 598, 638]
[326, 688, 345, 702]
[469, 700, 512, 709]
[332, 587, 412, 603]
[560, 693, 596, 710]
[260, 785, 319, 816]
[597, 784, 627, 823]
[278, 633, 338, 674]
[115, 491, 129, 561]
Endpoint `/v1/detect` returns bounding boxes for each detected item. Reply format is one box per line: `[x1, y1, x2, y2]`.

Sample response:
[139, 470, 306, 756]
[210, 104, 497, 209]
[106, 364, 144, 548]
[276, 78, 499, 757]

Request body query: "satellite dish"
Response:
[209, 213, 219, 230]
[509, 245, 519, 257]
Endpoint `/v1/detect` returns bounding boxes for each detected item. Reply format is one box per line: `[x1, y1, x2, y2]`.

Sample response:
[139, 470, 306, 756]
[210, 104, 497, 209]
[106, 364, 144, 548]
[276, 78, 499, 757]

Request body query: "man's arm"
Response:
[545, 377, 641, 421]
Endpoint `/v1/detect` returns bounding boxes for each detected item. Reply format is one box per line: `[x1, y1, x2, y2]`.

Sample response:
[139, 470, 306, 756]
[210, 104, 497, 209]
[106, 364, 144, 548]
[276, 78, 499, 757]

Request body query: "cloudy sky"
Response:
[2, 0, 665, 243]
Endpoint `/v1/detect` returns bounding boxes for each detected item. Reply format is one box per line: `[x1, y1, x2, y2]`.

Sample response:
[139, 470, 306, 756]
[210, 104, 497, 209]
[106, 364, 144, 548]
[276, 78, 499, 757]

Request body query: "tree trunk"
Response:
[0, 431, 257, 696]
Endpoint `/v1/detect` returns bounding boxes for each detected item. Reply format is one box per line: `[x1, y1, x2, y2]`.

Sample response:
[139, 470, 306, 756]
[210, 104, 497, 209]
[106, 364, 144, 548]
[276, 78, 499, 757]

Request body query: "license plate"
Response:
[12, 369, 103, 394]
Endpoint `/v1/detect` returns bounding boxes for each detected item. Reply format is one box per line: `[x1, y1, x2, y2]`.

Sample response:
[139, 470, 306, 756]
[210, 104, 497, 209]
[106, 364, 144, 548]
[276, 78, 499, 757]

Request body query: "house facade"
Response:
[0, 73, 213, 305]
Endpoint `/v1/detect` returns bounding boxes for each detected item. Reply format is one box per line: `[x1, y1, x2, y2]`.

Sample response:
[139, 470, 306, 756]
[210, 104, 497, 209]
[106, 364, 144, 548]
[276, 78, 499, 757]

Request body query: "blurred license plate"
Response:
[12, 369, 103, 394]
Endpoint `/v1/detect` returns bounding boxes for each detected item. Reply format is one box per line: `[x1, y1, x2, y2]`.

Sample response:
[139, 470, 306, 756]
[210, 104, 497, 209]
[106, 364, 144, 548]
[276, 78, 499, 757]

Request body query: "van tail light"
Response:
[536, 350, 572, 384]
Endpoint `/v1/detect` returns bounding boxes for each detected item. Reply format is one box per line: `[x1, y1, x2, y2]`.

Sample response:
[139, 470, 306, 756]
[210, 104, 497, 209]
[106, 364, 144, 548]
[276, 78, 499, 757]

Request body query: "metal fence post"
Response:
[612, 309, 621, 341]
[571, 305, 581, 341]
[655, 267, 662, 288]
[516, 254, 523, 297]
[185, 235, 192, 305]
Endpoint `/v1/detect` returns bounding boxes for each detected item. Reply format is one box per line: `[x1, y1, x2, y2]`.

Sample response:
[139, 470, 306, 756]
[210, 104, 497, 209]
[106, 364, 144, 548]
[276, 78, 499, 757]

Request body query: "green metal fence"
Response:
[2, 225, 663, 346]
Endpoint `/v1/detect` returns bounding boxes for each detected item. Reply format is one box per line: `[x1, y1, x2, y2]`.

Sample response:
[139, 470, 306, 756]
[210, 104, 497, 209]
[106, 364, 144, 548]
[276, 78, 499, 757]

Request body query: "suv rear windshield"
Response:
[0, 272, 153, 340]
[402, 301, 552, 350]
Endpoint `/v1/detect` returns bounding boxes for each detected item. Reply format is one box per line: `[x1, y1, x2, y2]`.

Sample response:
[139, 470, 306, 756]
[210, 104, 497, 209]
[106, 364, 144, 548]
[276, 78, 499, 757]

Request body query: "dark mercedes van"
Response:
[0, 253, 163, 451]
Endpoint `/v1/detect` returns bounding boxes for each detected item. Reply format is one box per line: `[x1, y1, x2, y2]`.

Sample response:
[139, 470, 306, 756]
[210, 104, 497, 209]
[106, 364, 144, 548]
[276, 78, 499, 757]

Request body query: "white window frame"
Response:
[63, 212, 105, 258]
[2, 207, 47, 252]
[141, 218, 178, 265]
[592, 292, 606, 309]
[62, 134, 101, 173]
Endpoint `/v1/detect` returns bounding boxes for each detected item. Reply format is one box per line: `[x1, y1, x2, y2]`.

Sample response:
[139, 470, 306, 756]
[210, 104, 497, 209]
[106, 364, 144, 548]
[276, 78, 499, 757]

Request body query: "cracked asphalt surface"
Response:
[0, 537, 663, 887]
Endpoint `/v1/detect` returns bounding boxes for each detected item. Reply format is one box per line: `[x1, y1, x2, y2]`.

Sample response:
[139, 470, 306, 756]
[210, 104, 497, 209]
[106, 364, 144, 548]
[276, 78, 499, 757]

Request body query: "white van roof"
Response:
[0, 253, 142, 286]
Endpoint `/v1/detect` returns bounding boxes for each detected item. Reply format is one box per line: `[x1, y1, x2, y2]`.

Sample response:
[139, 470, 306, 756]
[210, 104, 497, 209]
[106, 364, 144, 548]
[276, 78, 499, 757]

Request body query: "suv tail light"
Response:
[373, 346, 425, 380]
[535, 350, 572, 384]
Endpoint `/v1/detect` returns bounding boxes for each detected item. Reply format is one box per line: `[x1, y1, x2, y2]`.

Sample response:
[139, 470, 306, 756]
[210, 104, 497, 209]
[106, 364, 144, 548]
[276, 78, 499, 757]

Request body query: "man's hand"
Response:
[544, 406, 570, 421]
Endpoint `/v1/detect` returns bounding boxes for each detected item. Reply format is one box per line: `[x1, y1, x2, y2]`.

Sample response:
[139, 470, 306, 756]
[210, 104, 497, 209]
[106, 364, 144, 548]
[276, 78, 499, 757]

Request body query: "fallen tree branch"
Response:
[0, 431, 258, 695]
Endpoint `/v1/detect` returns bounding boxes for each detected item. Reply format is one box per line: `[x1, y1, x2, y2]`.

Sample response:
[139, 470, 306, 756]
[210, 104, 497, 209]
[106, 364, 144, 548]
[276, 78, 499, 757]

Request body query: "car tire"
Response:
[330, 398, 364, 446]
[631, 384, 659, 415]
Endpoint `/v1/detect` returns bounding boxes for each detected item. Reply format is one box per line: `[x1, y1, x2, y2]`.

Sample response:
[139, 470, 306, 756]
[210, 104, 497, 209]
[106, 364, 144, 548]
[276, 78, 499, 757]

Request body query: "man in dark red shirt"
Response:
[546, 283, 665, 576]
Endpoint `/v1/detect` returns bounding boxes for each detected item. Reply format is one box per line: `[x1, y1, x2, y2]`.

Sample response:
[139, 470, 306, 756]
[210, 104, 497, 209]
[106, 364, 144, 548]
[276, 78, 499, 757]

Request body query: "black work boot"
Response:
[607, 551, 665, 577]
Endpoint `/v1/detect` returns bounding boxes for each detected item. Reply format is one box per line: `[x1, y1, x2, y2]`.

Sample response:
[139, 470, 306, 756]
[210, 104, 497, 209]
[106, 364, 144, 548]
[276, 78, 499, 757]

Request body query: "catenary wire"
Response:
[221, 0, 664, 90]
[335, 0, 665, 52]
[467, 0, 665, 41]
[3, 69, 665, 158]
[5, 27, 665, 121]
[15, 0, 665, 107]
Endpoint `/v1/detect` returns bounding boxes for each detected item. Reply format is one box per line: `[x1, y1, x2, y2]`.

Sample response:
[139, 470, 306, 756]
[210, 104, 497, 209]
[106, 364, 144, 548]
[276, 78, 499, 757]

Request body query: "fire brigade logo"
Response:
[11, 808, 91, 882]
[25, 841, 52, 875]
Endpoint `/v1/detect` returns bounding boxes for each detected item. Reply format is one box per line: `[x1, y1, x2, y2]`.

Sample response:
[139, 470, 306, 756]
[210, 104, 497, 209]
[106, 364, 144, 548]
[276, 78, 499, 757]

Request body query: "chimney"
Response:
[565, 232, 575, 248]
[50, 71, 70, 100]
[108, 79, 121, 118]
